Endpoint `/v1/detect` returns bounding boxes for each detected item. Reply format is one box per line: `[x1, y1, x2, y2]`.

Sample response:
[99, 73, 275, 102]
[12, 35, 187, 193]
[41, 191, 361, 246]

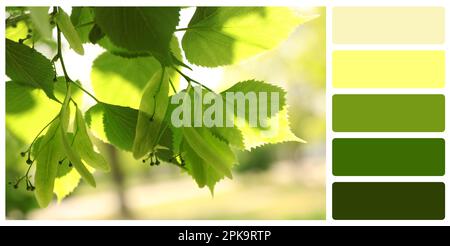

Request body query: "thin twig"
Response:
[169, 78, 177, 94]
[175, 27, 189, 32]
[56, 24, 71, 82]
[173, 66, 214, 92]
[70, 81, 100, 103]
[55, 14, 100, 103]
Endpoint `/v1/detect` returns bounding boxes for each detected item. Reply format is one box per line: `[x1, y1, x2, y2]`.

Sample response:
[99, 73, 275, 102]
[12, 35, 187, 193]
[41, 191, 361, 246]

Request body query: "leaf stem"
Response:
[175, 27, 189, 32]
[24, 160, 34, 179]
[14, 161, 35, 189]
[175, 26, 213, 32]
[55, 12, 100, 104]
[173, 67, 214, 93]
[70, 97, 78, 107]
[56, 24, 72, 82]
[171, 54, 192, 71]
[70, 81, 100, 103]
[169, 78, 177, 94]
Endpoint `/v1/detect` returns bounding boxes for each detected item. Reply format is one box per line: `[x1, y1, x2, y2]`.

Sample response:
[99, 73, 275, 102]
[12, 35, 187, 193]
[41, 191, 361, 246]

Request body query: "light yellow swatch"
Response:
[333, 51, 445, 88]
[333, 7, 445, 44]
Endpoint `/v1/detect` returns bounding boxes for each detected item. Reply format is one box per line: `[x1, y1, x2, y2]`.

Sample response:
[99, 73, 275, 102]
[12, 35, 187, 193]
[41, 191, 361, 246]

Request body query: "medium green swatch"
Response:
[333, 94, 445, 132]
[333, 182, 445, 220]
[333, 138, 445, 176]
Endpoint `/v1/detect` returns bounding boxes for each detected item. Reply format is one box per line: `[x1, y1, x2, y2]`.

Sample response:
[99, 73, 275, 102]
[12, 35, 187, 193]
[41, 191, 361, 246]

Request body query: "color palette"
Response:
[330, 6, 446, 220]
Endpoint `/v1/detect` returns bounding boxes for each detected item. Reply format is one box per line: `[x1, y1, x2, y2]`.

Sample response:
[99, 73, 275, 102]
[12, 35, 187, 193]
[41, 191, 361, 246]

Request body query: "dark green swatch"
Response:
[333, 95, 445, 132]
[333, 182, 445, 220]
[333, 138, 445, 176]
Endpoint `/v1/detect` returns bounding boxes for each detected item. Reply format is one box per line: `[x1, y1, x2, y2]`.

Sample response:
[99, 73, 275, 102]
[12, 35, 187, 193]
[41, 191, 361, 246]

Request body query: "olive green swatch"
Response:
[333, 182, 445, 220]
[333, 94, 445, 132]
[333, 138, 445, 176]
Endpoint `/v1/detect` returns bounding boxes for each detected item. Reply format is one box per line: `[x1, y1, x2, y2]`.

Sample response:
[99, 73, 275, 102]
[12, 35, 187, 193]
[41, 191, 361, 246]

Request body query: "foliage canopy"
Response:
[5, 6, 308, 207]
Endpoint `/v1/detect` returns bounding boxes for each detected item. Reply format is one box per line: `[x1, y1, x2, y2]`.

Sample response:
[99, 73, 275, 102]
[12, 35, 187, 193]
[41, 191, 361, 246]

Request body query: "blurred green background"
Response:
[5, 7, 325, 220]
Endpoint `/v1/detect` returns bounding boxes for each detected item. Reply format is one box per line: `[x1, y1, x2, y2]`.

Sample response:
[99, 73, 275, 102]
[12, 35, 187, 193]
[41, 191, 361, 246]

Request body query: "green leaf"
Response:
[6, 39, 56, 100]
[221, 80, 286, 113]
[5, 82, 36, 114]
[167, 80, 301, 151]
[60, 85, 96, 187]
[221, 80, 286, 124]
[29, 7, 52, 40]
[85, 103, 138, 151]
[183, 141, 224, 193]
[186, 7, 218, 26]
[239, 107, 305, 150]
[33, 134, 85, 203]
[93, 7, 180, 63]
[133, 70, 170, 159]
[53, 165, 81, 203]
[97, 33, 182, 61]
[61, 134, 95, 188]
[182, 126, 236, 178]
[182, 7, 310, 67]
[97, 37, 149, 58]
[55, 8, 84, 55]
[167, 87, 245, 149]
[34, 119, 63, 208]
[210, 126, 245, 149]
[91, 37, 181, 109]
[196, 80, 302, 150]
[73, 108, 110, 172]
[209, 79, 301, 151]
[70, 7, 94, 43]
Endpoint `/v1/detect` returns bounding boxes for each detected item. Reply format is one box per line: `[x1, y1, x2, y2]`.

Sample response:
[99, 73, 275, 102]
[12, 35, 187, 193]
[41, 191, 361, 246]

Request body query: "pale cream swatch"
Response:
[333, 7, 445, 44]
